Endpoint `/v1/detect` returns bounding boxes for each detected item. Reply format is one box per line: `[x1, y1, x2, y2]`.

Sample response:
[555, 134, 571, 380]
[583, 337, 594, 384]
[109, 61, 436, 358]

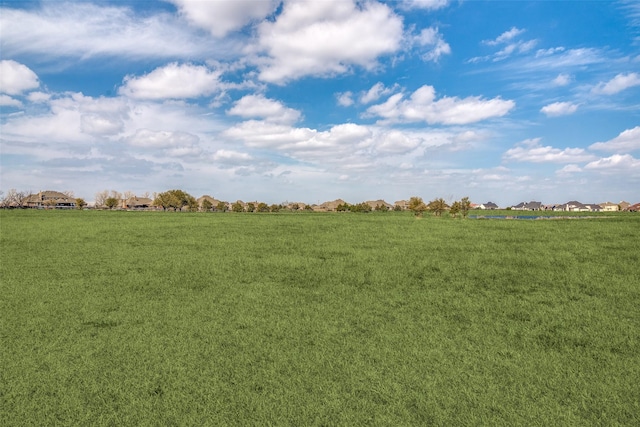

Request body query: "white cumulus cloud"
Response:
[540, 102, 578, 117]
[412, 27, 451, 62]
[589, 127, 640, 152]
[168, 0, 279, 38]
[253, 0, 403, 84]
[366, 85, 515, 125]
[400, 0, 450, 10]
[585, 154, 640, 171]
[0, 94, 23, 108]
[503, 138, 596, 163]
[0, 60, 39, 95]
[119, 63, 223, 100]
[0, 3, 221, 61]
[127, 129, 199, 149]
[227, 94, 301, 125]
[592, 72, 640, 95]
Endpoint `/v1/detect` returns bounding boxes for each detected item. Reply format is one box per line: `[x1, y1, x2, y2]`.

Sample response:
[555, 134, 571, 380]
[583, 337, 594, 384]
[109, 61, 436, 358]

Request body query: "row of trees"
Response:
[408, 196, 472, 218]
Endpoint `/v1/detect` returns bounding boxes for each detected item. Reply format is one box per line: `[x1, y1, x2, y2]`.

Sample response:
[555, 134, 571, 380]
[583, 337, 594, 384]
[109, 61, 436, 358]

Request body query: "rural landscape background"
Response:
[2, 0, 639, 425]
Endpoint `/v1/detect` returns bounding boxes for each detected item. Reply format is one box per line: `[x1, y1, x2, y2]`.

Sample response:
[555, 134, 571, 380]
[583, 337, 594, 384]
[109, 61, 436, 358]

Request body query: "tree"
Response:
[449, 201, 461, 218]
[201, 199, 213, 212]
[1, 189, 28, 208]
[394, 204, 403, 212]
[217, 201, 228, 212]
[375, 203, 389, 212]
[246, 202, 255, 213]
[428, 198, 449, 217]
[105, 197, 119, 209]
[290, 203, 300, 211]
[153, 189, 196, 211]
[231, 201, 244, 212]
[95, 190, 109, 209]
[257, 202, 269, 212]
[75, 198, 87, 210]
[459, 197, 471, 218]
[270, 204, 281, 212]
[408, 196, 427, 216]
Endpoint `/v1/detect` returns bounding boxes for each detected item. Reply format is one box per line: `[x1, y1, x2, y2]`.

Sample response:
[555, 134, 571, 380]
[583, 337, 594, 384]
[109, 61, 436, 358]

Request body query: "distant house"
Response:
[124, 197, 153, 210]
[197, 195, 226, 211]
[365, 200, 394, 211]
[619, 201, 631, 211]
[23, 191, 76, 209]
[394, 200, 409, 210]
[315, 199, 347, 212]
[479, 202, 499, 210]
[599, 202, 619, 212]
[626, 203, 640, 212]
[511, 201, 542, 211]
[556, 201, 601, 212]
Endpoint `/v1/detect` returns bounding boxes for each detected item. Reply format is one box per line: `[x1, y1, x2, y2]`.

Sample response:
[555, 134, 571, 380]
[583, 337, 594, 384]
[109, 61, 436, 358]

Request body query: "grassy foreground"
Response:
[1, 210, 639, 425]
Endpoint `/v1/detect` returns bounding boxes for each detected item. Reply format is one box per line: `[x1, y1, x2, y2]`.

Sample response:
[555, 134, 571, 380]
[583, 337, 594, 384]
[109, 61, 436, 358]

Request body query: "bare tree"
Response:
[1, 189, 28, 208]
[95, 190, 109, 208]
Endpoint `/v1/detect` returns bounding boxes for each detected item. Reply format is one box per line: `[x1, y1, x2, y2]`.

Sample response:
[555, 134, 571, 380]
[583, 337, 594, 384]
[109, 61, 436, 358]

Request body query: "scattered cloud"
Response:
[168, 0, 279, 38]
[336, 91, 355, 107]
[0, 95, 23, 108]
[484, 27, 526, 46]
[592, 72, 640, 95]
[585, 154, 640, 172]
[227, 94, 302, 125]
[400, 0, 450, 10]
[252, 0, 403, 83]
[119, 63, 223, 100]
[589, 126, 640, 152]
[503, 138, 596, 163]
[540, 102, 578, 117]
[0, 2, 223, 61]
[366, 85, 515, 125]
[411, 27, 451, 62]
[0, 60, 39, 95]
[552, 73, 572, 86]
[127, 129, 199, 149]
[360, 82, 397, 104]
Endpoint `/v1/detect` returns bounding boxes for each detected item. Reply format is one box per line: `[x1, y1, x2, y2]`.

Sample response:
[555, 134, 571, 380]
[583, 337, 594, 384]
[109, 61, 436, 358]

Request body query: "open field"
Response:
[1, 210, 639, 425]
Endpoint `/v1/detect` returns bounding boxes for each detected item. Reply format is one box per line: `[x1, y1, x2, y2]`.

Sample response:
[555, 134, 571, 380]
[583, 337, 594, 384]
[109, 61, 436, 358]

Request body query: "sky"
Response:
[1, 0, 639, 206]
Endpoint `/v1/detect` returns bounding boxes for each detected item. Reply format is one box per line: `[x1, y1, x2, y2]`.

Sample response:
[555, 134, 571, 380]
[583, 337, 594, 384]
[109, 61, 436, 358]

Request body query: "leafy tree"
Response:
[350, 202, 372, 213]
[257, 202, 269, 212]
[153, 189, 196, 212]
[201, 199, 213, 212]
[291, 203, 300, 211]
[304, 204, 314, 211]
[231, 201, 244, 212]
[459, 197, 471, 218]
[428, 198, 449, 217]
[270, 204, 281, 212]
[394, 204, 403, 212]
[375, 203, 389, 212]
[408, 196, 427, 216]
[217, 201, 228, 212]
[246, 202, 255, 213]
[105, 197, 119, 209]
[75, 198, 87, 210]
[450, 201, 461, 218]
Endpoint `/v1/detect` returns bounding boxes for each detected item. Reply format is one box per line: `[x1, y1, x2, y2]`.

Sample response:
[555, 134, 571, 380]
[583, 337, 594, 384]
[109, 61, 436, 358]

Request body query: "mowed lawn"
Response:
[1, 210, 639, 425]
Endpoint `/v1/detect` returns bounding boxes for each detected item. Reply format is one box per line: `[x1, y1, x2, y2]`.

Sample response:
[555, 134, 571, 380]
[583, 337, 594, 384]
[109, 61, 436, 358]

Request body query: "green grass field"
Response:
[1, 210, 639, 425]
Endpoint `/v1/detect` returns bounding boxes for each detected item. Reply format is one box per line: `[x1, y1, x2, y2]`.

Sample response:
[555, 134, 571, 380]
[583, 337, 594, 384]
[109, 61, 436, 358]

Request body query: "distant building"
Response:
[511, 201, 542, 211]
[479, 202, 499, 210]
[23, 191, 76, 209]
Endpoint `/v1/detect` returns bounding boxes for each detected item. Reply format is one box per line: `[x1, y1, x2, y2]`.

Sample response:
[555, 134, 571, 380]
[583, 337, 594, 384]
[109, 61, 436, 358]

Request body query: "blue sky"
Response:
[1, 0, 639, 205]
